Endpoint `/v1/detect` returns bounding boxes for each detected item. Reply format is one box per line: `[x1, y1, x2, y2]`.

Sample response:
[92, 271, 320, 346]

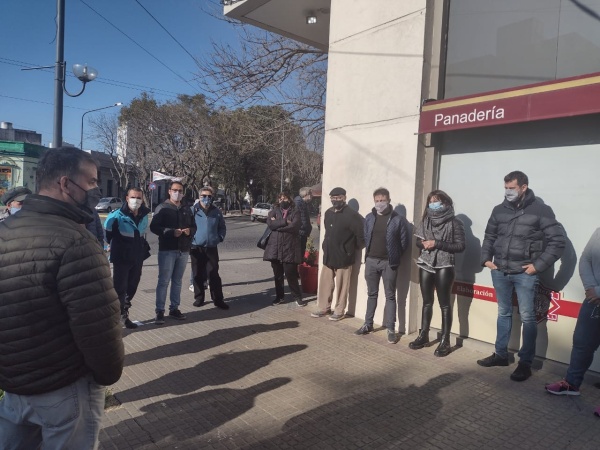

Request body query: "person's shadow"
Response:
[394, 204, 412, 335]
[116, 344, 307, 403]
[345, 198, 364, 317]
[249, 372, 461, 448]
[453, 214, 483, 339]
[100, 378, 292, 447]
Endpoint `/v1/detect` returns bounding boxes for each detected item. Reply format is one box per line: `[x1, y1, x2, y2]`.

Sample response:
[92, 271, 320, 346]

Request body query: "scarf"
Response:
[414, 206, 456, 272]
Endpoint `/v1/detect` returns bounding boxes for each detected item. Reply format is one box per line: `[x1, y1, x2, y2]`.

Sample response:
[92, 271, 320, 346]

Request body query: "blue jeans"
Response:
[491, 270, 538, 365]
[364, 257, 398, 330]
[565, 299, 600, 387]
[156, 250, 188, 313]
[0, 374, 105, 450]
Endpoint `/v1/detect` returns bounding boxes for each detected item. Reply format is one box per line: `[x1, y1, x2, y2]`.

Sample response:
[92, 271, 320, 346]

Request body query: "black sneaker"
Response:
[477, 353, 509, 367]
[124, 318, 139, 329]
[510, 362, 532, 382]
[387, 329, 398, 344]
[155, 311, 165, 325]
[193, 299, 205, 307]
[214, 301, 229, 310]
[354, 324, 374, 335]
[295, 298, 308, 307]
[272, 298, 284, 306]
[169, 309, 187, 320]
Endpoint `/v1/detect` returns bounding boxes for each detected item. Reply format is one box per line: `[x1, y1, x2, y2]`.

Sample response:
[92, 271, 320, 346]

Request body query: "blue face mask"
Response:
[428, 201, 443, 210]
[9, 207, 21, 215]
[201, 196, 213, 207]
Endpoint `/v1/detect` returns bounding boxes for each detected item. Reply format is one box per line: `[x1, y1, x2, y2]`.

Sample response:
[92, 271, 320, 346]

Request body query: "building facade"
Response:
[225, 0, 600, 367]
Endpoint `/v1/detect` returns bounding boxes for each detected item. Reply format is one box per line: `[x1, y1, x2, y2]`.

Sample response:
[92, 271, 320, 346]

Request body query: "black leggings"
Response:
[419, 267, 455, 331]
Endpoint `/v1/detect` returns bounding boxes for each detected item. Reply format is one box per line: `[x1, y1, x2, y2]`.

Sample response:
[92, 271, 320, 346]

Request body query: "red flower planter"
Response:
[298, 263, 318, 294]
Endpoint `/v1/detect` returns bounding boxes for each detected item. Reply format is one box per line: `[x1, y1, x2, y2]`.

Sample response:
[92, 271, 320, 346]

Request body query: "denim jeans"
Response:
[364, 257, 398, 330]
[491, 270, 538, 365]
[565, 299, 600, 387]
[156, 250, 188, 313]
[0, 374, 105, 450]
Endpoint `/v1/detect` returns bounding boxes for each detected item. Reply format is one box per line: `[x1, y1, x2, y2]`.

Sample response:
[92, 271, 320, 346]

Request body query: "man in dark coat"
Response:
[355, 187, 410, 343]
[150, 180, 196, 324]
[0, 147, 124, 449]
[311, 187, 365, 321]
[478, 171, 565, 382]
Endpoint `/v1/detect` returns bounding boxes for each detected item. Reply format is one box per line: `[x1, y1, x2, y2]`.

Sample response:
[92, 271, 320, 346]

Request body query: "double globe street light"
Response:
[80, 103, 123, 150]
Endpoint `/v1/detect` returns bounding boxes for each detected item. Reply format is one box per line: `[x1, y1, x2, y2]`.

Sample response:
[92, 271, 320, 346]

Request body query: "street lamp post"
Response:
[80, 103, 122, 150]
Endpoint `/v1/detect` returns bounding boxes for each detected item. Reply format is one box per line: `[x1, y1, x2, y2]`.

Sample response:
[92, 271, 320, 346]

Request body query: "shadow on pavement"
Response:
[116, 344, 307, 403]
[247, 372, 461, 448]
[100, 378, 291, 448]
[124, 321, 300, 367]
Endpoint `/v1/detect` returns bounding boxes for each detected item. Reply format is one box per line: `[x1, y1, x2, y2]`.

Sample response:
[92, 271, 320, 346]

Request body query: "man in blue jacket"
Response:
[191, 186, 228, 310]
[104, 187, 151, 328]
[355, 187, 410, 344]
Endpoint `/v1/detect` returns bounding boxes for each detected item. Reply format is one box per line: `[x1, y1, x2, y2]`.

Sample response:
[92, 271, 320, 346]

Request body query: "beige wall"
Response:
[321, 0, 429, 333]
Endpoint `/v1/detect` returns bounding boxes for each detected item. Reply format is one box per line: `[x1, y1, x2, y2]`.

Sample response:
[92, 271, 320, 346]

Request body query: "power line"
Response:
[0, 57, 180, 98]
[78, 0, 200, 93]
[133, 0, 200, 66]
[0, 93, 89, 110]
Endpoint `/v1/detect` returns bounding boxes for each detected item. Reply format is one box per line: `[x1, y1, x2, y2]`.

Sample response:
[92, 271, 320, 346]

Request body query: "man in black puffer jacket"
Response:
[477, 171, 565, 383]
[0, 147, 124, 450]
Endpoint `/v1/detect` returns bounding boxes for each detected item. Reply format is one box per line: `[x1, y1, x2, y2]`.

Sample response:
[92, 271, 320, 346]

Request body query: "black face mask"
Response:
[280, 201, 290, 209]
[67, 179, 102, 216]
[331, 200, 345, 210]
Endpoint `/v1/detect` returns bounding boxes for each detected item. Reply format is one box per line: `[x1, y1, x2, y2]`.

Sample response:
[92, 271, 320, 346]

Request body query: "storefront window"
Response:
[445, 0, 600, 98]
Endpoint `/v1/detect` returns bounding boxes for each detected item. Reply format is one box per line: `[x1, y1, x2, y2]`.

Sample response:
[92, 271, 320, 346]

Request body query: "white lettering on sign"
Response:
[434, 106, 505, 127]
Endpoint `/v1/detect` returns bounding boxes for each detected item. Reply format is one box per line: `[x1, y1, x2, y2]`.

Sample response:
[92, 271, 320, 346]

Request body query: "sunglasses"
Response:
[201, 195, 213, 199]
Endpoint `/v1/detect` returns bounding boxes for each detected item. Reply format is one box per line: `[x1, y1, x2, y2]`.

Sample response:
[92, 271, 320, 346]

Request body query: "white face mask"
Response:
[128, 198, 142, 210]
[170, 192, 182, 202]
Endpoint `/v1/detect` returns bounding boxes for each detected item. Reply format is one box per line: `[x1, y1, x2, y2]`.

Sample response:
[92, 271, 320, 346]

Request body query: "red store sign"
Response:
[419, 72, 600, 134]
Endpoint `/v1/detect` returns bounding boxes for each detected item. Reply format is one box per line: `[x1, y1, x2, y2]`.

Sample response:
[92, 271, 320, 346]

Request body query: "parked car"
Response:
[251, 202, 272, 222]
[95, 197, 123, 213]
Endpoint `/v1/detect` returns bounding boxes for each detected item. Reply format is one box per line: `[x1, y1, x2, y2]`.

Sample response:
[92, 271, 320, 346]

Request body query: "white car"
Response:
[251, 202, 272, 222]
[95, 197, 123, 213]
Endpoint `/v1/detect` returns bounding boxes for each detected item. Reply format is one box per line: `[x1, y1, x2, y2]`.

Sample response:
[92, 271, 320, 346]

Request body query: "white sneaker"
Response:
[188, 284, 194, 292]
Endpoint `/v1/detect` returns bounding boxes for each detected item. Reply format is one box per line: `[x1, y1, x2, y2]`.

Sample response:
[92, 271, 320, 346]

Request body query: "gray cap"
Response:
[1, 186, 32, 205]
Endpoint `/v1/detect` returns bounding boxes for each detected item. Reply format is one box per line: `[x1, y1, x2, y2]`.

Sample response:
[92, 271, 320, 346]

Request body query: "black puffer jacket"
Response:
[0, 195, 124, 395]
[481, 189, 565, 273]
[322, 205, 365, 269]
[263, 206, 302, 264]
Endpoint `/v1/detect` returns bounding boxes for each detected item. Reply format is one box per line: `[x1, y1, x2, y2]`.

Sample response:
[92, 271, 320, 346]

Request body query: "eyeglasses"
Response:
[170, 189, 183, 193]
[201, 195, 212, 199]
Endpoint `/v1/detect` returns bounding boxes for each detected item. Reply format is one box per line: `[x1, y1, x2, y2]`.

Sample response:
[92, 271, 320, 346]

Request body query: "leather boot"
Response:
[434, 306, 452, 357]
[409, 328, 429, 349]
[409, 303, 432, 349]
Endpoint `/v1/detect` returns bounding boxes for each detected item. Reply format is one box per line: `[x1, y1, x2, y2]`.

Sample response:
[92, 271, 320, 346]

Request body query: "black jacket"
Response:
[0, 194, 124, 395]
[150, 200, 196, 252]
[263, 206, 302, 264]
[364, 208, 411, 269]
[293, 195, 312, 237]
[481, 189, 565, 273]
[322, 205, 365, 269]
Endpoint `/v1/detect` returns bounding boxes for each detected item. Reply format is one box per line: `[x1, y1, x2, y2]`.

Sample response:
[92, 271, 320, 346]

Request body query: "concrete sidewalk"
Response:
[99, 246, 600, 449]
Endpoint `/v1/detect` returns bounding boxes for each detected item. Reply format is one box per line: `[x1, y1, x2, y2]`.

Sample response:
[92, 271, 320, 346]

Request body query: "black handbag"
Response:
[257, 226, 272, 250]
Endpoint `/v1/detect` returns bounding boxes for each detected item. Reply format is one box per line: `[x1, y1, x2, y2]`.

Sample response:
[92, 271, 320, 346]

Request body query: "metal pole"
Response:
[79, 104, 121, 150]
[52, 0, 65, 148]
[280, 127, 284, 192]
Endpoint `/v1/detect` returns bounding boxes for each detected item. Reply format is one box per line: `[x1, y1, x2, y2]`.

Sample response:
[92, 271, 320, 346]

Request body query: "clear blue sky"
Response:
[1, 0, 236, 148]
